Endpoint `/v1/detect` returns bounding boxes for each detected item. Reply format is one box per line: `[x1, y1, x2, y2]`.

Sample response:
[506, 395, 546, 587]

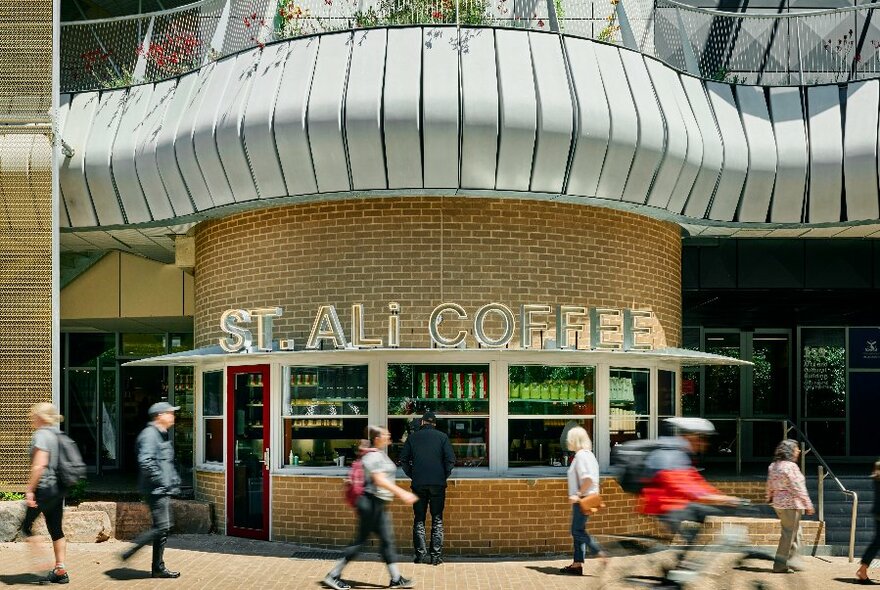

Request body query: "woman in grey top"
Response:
[324, 425, 418, 590]
[21, 403, 69, 584]
[560, 426, 606, 576]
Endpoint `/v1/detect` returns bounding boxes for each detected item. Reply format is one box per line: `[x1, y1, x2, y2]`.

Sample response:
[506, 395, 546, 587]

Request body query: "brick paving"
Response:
[0, 535, 874, 589]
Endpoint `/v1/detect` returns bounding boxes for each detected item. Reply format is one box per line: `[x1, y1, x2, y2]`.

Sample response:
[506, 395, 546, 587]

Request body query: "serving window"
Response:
[387, 364, 490, 467]
[282, 365, 368, 467]
[508, 365, 596, 468]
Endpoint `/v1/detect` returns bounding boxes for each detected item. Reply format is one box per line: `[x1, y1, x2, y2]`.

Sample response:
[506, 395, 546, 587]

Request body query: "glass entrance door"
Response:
[226, 365, 271, 540]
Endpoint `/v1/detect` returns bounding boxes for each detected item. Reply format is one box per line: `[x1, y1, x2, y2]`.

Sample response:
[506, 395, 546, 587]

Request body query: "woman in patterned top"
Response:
[766, 439, 814, 574]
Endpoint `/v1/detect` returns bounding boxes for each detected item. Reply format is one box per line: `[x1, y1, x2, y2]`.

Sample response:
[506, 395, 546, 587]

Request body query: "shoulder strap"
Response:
[48, 428, 61, 471]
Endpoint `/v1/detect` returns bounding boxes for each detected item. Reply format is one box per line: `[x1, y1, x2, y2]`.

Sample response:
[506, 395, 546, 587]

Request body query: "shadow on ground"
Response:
[0, 573, 46, 585]
[103, 567, 153, 580]
[832, 578, 880, 585]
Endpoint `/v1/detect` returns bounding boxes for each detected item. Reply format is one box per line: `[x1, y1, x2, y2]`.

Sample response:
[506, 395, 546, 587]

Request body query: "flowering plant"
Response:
[276, 0, 318, 39]
[137, 30, 203, 77]
[80, 48, 134, 88]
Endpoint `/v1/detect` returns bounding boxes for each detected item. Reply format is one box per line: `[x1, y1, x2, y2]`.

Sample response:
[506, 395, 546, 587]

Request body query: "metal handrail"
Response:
[709, 417, 859, 562]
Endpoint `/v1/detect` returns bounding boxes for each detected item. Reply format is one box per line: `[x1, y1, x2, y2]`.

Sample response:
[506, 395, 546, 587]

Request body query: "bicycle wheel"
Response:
[716, 551, 811, 590]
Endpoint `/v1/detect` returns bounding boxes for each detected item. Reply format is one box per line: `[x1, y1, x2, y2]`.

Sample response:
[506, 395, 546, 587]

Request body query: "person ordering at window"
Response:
[399, 411, 455, 565]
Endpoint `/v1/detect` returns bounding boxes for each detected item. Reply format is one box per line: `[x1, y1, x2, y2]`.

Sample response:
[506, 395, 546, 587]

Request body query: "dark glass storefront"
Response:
[683, 238, 880, 463]
[61, 331, 195, 482]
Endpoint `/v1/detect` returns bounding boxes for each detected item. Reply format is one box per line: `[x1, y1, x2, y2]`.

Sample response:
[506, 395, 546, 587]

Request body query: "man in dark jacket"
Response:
[399, 411, 455, 565]
[120, 402, 182, 578]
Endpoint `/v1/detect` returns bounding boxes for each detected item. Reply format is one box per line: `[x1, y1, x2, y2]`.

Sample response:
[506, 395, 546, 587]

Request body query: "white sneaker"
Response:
[322, 574, 351, 590]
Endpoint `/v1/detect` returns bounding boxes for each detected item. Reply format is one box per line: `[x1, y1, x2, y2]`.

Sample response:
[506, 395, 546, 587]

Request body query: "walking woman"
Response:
[560, 426, 606, 576]
[856, 459, 880, 584]
[21, 403, 69, 584]
[323, 426, 418, 590]
[766, 439, 814, 574]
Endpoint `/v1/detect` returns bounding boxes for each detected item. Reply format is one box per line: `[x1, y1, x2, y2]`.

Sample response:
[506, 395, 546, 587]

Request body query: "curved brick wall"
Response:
[194, 198, 682, 348]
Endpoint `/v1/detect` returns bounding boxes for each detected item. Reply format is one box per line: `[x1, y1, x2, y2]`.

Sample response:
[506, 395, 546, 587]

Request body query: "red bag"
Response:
[343, 449, 375, 508]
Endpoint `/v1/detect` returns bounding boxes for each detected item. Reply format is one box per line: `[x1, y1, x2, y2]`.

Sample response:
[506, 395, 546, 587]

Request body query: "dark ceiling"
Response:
[61, 0, 195, 22]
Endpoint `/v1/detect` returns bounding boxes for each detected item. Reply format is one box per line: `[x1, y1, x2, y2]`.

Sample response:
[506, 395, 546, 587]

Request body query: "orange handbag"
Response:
[578, 493, 605, 516]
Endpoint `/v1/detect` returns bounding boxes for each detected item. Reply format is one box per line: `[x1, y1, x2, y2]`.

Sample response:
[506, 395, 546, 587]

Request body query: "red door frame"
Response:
[226, 364, 271, 540]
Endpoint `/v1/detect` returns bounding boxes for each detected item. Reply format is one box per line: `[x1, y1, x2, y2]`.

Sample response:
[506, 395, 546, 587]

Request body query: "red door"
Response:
[226, 365, 271, 540]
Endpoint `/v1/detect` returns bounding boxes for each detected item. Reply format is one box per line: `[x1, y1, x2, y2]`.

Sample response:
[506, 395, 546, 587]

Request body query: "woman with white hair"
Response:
[766, 439, 814, 574]
[560, 425, 606, 576]
[21, 402, 69, 584]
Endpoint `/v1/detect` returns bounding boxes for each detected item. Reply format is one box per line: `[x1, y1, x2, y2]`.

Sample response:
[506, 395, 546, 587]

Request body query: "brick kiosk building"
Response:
[36, 0, 880, 557]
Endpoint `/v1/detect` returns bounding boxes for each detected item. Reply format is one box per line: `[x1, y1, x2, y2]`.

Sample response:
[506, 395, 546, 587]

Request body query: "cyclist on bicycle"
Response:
[639, 417, 741, 550]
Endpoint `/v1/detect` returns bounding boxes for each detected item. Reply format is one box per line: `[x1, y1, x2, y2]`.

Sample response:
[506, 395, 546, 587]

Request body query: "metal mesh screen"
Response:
[0, 0, 52, 119]
[0, 0, 53, 489]
[0, 133, 54, 488]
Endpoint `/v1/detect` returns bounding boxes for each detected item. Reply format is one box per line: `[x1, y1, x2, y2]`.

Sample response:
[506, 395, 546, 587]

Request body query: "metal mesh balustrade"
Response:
[59, 0, 880, 89]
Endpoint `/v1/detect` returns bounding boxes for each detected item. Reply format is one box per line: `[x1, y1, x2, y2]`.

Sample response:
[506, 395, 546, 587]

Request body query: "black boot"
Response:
[429, 516, 444, 565]
[412, 521, 428, 563]
[151, 531, 179, 577]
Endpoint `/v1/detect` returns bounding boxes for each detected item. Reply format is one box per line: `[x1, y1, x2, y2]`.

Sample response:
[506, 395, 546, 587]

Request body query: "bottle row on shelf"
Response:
[410, 372, 489, 400]
[509, 381, 590, 402]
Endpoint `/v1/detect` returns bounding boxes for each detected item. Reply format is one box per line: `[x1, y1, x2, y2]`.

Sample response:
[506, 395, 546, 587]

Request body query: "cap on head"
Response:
[422, 410, 436, 423]
[148, 401, 180, 418]
[665, 417, 716, 436]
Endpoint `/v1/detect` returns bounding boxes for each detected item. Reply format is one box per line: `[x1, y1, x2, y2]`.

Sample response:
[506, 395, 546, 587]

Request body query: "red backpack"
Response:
[343, 449, 375, 508]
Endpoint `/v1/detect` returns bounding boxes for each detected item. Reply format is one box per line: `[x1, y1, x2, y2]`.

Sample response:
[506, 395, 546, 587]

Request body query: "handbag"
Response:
[578, 493, 605, 516]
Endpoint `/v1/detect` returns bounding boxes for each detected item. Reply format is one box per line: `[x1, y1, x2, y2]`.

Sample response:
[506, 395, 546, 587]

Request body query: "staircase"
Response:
[806, 475, 876, 557]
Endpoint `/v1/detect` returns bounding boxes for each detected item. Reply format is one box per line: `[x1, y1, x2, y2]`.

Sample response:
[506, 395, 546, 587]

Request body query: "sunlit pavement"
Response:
[0, 535, 873, 589]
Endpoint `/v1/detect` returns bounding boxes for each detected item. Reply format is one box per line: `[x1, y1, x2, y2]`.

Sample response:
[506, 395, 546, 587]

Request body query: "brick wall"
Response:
[193, 198, 682, 349]
[194, 469, 225, 533]
[270, 475, 660, 555]
[200, 471, 824, 555]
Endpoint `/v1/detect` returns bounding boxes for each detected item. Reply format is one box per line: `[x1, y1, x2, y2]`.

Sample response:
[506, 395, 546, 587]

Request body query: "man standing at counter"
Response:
[399, 411, 455, 565]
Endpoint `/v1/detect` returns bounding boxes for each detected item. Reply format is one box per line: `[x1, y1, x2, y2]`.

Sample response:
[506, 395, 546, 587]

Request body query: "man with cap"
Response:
[399, 411, 455, 565]
[120, 401, 182, 578]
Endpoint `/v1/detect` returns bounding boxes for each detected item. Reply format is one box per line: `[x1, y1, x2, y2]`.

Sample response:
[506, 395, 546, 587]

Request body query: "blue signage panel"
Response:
[848, 328, 880, 369]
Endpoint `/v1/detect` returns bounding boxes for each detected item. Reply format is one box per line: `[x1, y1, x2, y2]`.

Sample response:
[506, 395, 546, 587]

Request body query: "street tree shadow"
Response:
[103, 567, 152, 580]
[0, 573, 45, 585]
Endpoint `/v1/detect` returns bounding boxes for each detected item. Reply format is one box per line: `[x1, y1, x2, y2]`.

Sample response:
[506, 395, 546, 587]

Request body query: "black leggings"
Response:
[21, 492, 64, 542]
[862, 518, 880, 567]
[342, 494, 398, 565]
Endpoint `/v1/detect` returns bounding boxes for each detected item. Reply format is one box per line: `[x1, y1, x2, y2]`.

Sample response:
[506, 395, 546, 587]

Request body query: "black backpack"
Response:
[611, 439, 675, 495]
[54, 431, 87, 489]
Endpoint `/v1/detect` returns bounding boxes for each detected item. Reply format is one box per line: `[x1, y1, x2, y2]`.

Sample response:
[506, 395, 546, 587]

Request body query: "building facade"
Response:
[0, 0, 878, 553]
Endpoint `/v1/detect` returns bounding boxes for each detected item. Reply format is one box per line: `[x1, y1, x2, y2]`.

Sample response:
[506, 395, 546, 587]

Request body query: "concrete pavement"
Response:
[0, 535, 874, 589]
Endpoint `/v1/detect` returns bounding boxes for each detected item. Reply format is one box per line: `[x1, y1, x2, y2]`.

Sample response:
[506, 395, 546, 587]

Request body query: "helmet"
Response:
[664, 417, 716, 436]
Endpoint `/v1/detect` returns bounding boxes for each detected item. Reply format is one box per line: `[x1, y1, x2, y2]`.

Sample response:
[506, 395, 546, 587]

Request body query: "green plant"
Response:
[276, 0, 318, 39]
[708, 66, 744, 84]
[553, 0, 564, 30]
[65, 480, 88, 504]
[597, 0, 620, 43]
[353, 6, 380, 28]
[0, 490, 24, 501]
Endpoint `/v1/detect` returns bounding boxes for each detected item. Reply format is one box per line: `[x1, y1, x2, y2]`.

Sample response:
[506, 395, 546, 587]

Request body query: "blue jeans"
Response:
[571, 503, 603, 562]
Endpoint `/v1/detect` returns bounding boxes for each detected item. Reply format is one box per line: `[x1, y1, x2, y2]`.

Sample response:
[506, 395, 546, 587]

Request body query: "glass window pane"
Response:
[705, 333, 740, 415]
[610, 417, 648, 446]
[803, 420, 846, 456]
[681, 366, 700, 417]
[204, 418, 223, 463]
[609, 368, 649, 416]
[203, 371, 223, 416]
[508, 366, 595, 415]
[658, 370, 675, 416]
[284, 417, 368, 467]
[508, 418, 593, 468]
[100, 368, 118, 468]
[387, 365, 489, 416]
[752, 334, 790, 416]
[169, 333, 194, 353]
[285, 366, 368, 417]
[801, 328, 846, 418]
[388, 417, 488, 467]
[121, 333, 167, 357]
[68, 333, 115, 367]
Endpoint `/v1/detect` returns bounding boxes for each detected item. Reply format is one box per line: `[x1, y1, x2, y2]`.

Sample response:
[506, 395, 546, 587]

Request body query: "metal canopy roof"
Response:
[123, 345, 752, 367]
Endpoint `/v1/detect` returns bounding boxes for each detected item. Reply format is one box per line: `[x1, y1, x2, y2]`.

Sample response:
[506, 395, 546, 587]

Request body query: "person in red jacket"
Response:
[640, 418, 741, 548]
